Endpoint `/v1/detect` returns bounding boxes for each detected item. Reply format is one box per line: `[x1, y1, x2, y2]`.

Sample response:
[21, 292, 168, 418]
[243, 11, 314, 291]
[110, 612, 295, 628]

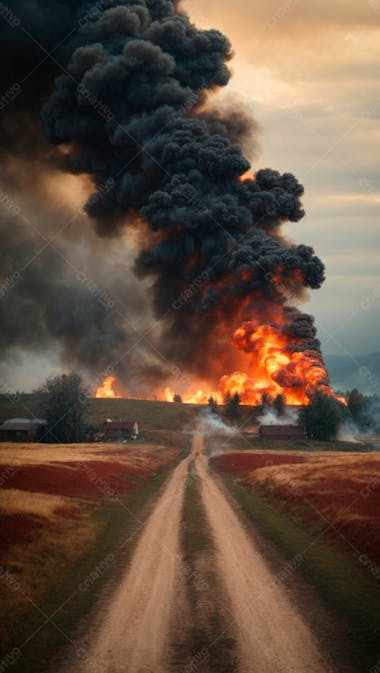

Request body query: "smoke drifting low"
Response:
[1, 0, 332, 401]
[0, 181, 168, 392]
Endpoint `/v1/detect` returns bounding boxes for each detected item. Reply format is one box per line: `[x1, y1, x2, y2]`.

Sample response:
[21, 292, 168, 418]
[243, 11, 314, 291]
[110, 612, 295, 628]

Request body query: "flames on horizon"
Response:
[96, 376, 122, 399]
[96, 310, 343, 406]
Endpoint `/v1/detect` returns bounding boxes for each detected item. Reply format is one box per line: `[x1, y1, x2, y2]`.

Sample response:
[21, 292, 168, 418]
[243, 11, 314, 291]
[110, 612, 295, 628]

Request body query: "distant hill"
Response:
[86, 398, 256, 430]
[0, 397, 203, 431]
[86, 398, 201, 430]
[0, 396, 256, 434]
[326, 353, 380, 395]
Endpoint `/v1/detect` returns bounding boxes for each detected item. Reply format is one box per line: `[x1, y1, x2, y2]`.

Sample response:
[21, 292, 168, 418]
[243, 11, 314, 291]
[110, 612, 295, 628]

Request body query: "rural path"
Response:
[77, 453, 191, 673]
[73, 436, 333, 673]
[194, 434, 330, 673]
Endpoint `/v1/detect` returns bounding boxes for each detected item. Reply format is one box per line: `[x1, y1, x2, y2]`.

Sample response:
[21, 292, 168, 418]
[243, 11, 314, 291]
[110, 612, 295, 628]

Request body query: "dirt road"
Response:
[195, 435, 330, 673]
[78, 454, 191, 673]
[72, 436, 335, 672]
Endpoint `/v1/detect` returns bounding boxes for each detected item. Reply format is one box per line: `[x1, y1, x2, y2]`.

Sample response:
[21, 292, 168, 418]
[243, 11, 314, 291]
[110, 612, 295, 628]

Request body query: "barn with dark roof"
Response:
[0, 418, 47, 442]
[102, 419, 139, 441]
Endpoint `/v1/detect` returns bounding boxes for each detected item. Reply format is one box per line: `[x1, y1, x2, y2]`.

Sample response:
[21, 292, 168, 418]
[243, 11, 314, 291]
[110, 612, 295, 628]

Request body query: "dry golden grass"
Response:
[242, 451, 380, 563]
[0, 441, 180, 651]
[0, 443, 179, 526]
[0, 489, 79, 519]
[0, 441, 176, 467]
[0, 444, 179, 539]
[248, 453, 380, 491]
[0, 504, 99, 648]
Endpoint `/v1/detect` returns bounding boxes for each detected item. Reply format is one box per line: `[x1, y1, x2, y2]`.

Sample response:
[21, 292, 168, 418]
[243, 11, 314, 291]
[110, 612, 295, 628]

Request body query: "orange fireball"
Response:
[218, 318, 341, 406]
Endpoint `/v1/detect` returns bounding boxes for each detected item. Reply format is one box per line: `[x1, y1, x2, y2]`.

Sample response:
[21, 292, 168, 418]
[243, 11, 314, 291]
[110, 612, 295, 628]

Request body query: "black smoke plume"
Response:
[1, 0, 329, 396]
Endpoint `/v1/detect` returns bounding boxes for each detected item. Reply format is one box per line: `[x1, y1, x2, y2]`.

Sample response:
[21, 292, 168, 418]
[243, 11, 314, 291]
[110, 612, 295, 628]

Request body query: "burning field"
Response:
[212, 450, 380, 566]
[0, 442, 179, 654]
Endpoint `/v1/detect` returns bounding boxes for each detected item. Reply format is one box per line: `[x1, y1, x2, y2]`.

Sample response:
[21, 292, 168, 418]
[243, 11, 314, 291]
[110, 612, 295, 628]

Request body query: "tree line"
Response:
[2, 371, 378, 444]
[205, 388, 379, 441]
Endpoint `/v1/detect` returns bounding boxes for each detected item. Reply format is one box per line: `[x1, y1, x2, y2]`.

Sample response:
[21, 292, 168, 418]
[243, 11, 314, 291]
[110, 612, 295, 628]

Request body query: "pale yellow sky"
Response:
[186, 0, 380, 358]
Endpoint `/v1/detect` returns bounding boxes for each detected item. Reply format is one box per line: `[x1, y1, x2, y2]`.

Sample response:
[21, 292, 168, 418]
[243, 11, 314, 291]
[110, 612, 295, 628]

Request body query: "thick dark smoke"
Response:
[0, 1, 175, 392]
[1, 0, 328, 394]
[0, 186, 167, 392]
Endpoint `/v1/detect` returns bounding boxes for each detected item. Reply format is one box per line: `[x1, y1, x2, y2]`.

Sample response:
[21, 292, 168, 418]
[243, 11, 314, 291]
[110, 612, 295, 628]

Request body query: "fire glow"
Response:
[96, 315, 343, 405]
[96, 376, 121, 399]
[159, 325, 342, 406]
[219, 318, 337, 406]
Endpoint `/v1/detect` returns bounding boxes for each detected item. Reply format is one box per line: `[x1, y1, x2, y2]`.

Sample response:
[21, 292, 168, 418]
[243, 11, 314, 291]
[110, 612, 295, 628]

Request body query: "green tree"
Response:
[225, 392, 241, 418]
[347, 389, 377, 430]
[273, 394, 285, 417]
[37, 373, 87, 443]
[258, 392, 272, 415]
[346, 389, 365, 423]
[223, 391, 232, 406]
[300, 391, 343, 441]
[208, 396, 218, 415]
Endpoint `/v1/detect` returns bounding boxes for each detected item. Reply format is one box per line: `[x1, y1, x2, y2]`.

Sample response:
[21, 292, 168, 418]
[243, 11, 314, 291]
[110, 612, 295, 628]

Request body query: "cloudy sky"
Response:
[187, 0, 379, 359]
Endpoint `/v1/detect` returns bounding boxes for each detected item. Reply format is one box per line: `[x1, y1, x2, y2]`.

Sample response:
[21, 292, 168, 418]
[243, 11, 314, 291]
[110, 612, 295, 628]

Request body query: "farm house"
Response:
[0, 418, 47, 442]
[102, 419, 139, 441]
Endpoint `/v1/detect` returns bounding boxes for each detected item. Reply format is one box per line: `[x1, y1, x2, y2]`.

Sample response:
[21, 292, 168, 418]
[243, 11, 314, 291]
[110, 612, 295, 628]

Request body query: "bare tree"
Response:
[37, 373, 87, 443]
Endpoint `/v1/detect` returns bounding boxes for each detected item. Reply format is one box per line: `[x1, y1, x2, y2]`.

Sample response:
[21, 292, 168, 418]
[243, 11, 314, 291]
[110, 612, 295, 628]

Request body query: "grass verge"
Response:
[221, 475, 380, 672]
[4, 452, 187, 673]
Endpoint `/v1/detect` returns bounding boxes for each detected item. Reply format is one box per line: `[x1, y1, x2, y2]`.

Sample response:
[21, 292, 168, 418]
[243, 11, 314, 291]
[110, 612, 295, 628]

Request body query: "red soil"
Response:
[212, 452, 305, 475]
[0, 513, 44, 551]
[269, 478, 380, 561]
[64, 460, 152, 479]
[0, 461, 152, 500]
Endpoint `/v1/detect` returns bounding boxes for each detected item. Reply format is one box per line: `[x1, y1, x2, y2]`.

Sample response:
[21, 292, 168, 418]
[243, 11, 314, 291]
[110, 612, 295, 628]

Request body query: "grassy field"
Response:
[0, 440, 185, 669]
[210, 446, 380, 671]
[211, 449, 380, 564]
[0, 397, 202, 431]
[245, 453, 380, 560]
[87, 398, 202, 430]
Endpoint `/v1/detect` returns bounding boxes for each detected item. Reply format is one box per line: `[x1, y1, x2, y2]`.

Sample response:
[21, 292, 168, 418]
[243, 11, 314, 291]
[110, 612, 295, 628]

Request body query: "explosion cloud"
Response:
[1, 0, 337, 404]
